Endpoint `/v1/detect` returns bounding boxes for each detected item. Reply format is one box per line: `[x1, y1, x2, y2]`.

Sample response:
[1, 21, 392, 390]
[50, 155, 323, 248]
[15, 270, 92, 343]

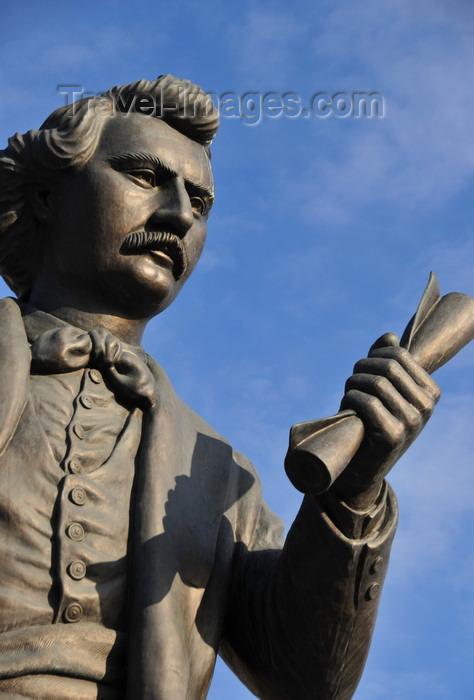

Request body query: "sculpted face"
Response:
[31, 113, 214, 319]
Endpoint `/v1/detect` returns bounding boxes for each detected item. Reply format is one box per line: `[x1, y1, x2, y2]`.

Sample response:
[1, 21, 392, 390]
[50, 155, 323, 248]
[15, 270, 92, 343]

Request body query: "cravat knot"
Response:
[30, 325, 156, 409]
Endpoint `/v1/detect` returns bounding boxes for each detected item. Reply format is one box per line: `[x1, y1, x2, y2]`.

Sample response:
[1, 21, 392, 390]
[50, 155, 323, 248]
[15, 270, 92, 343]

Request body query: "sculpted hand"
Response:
[333, 332, 440, 505]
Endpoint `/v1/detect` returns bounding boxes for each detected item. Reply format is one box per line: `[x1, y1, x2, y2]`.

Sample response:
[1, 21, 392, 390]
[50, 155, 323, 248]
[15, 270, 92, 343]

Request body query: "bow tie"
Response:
[30, 324, 156, 410]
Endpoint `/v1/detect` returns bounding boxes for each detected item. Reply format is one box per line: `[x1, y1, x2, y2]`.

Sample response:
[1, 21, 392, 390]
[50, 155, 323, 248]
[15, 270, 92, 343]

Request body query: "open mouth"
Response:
[120, 231, 187, 280]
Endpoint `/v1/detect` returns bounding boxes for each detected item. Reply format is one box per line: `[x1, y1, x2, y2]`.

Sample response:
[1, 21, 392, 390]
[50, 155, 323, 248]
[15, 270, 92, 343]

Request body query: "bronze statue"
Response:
[0, 74, 471, 699]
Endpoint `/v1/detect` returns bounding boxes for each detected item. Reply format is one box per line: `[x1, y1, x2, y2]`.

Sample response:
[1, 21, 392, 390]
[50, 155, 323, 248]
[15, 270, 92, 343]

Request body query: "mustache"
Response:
[120, 231, 187, 280]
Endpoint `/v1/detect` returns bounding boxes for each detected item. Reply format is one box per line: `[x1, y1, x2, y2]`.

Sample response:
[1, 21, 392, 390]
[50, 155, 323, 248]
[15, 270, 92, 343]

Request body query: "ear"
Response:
[31, 187, 54, 223]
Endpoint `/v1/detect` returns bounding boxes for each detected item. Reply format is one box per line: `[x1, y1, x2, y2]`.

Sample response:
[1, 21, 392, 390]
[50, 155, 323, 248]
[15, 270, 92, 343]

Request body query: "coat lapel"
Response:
[0, 298, 31, 457]
[126, 358, 238, 699]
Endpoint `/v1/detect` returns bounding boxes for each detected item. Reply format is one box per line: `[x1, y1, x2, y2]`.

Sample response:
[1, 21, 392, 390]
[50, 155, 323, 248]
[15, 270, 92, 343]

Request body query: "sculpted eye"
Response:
[128, 169, 156, 187]
[190, 196, 207, 215]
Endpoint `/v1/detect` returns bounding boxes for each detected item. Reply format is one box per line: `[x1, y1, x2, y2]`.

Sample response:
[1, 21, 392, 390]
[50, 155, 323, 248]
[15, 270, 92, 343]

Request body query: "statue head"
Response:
[0, 75, 219, 312]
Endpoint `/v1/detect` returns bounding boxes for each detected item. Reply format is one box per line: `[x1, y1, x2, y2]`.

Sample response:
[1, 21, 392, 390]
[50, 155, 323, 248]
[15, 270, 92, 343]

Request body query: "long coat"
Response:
[0, 297, 397, 700]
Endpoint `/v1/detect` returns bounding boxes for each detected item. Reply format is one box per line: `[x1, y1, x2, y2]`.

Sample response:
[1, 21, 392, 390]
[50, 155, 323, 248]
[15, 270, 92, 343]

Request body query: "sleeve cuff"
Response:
[318, 481, 388, 540]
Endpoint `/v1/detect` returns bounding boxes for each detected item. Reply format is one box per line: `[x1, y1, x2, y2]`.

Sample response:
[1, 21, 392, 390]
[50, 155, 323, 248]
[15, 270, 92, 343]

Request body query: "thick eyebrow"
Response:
[108, 151, 215, 202]
[108, 151, 176, 177]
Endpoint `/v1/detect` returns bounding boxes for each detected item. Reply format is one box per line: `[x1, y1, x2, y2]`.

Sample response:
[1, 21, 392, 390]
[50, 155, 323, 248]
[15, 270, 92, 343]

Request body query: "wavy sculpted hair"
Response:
[0, 74, 220, 299]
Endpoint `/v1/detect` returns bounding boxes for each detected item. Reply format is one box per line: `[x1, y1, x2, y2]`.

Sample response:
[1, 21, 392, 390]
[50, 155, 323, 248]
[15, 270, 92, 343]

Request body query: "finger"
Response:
[340, 389, 404, 448]
[368, 346, 441, 401]
[369, 332, 399, 353]
[351, 356, 439, 411]
[345, 373, 423, 430]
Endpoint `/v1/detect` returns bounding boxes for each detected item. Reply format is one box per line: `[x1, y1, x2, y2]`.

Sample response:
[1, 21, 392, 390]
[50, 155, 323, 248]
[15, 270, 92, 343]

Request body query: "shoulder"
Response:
[144, 351, 271, 523]
[145, 351, 232, 443]
[0, 296, 24, 326]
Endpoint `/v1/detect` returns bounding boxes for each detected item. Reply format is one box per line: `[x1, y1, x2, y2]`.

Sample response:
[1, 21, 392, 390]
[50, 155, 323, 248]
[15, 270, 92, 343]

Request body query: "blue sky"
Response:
[1, 1, 473, 698]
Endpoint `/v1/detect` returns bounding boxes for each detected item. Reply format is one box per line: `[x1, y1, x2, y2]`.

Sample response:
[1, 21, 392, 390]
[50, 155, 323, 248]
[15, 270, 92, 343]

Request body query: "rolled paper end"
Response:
[407, 292, 474, 374]
[285, 411, 365, 495]
[284, 450, 332, 495]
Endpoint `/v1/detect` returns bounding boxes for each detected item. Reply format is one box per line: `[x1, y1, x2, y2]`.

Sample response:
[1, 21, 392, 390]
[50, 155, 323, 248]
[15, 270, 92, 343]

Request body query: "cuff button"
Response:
[366, 583, 380, 600]
[370, 556, 384, 574]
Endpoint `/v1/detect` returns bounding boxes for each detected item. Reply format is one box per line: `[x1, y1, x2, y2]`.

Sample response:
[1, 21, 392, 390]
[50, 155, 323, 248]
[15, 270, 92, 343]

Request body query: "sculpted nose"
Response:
[151, 178, 194, 236]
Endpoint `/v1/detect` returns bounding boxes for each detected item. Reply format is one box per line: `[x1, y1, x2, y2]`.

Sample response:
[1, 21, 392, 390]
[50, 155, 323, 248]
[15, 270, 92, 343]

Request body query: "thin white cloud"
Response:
[226, 8, 305, 82]
[358, 668, 451, 700]
[275, 0, 474, 224]
[427, 240, 474, 298]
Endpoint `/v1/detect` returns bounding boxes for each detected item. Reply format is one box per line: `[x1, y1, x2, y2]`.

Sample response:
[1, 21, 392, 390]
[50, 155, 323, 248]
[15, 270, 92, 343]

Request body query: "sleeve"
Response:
[219, 452, 398, 700]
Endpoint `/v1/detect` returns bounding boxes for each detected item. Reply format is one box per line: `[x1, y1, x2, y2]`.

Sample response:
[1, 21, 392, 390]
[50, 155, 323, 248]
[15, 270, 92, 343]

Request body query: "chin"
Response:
[126, 277, 183, 320]
[103, 257, 188, 320]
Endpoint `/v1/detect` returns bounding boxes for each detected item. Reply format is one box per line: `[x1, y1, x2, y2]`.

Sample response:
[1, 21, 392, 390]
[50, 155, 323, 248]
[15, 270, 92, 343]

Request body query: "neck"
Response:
[45, 307, 147, 346]
[27, 293, 149, 346]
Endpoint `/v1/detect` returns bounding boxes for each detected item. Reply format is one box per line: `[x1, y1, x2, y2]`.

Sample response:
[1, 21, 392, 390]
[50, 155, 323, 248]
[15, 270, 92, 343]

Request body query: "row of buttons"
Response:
[365, 556, 384, 600]
[68, 369, 102, 451]
[72, 392, 96, 441]
[60, 368, 130, 627]
[64, 486, 88, 621]
[61, 368, 120, 626]
[62, 365, 130, 476]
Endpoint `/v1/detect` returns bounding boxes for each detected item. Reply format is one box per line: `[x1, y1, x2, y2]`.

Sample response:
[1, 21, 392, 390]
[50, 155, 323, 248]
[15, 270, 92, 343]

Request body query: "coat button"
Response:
[366, 583, 380, 600]
[70, 487, 87, 506]
[80, 395, 94, 409]
[66, 522, 85, 541]
[67, 458, 82, 474]
[73, 424, 86, 440]
[63, 602, 83, 622]
[88, 369, 102, 384]
[68, 560, 86, 580]
[370, 556, 384, 574]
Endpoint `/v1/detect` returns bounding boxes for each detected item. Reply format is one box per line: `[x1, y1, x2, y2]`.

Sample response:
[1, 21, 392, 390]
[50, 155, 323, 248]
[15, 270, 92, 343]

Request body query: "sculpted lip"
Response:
[148, 250, 173, 270]
[120, 231, 187, 280]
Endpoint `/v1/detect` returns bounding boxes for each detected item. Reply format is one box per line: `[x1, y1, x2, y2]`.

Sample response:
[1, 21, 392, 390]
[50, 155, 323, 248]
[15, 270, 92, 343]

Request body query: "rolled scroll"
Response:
[284, 273, 474, 495]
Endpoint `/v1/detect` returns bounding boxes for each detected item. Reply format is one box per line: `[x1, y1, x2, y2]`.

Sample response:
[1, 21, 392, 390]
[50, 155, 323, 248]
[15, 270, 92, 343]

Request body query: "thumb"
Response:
[369, 332, 399, 354]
